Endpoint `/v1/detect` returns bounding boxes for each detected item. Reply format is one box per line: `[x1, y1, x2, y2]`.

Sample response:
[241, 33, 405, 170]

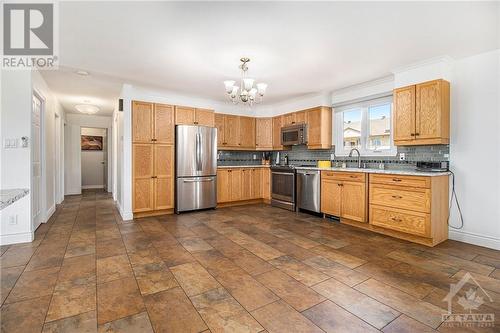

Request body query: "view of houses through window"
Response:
[335, 96, 395, 156]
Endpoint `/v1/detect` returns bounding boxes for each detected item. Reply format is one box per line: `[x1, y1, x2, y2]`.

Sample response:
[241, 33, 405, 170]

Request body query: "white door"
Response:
[102, 130, 107, 191]
[32, 93, 43, 230]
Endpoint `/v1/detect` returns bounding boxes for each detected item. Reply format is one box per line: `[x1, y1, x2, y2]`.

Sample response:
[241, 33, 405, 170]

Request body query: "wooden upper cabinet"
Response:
[256, 117, 273, 150]
[393, 85, 416, 142]
[175, 106, 196, 125]
[272, 115, 283, 150]
[214, 113, 225, 147]
[224, 115, 241, 147]
[239, 116, 256, 149]
[416, 80, 449, 141]
[175, 106, 214, 126]
[154, 104, 174, 144]
[306, 107, 332, 149]
[394, 79, 450, 145]
[195, 108, 214, 126]
[132, 101, 153, 143]
[283, 113, 296, 126]
[295, 111, 307, 124]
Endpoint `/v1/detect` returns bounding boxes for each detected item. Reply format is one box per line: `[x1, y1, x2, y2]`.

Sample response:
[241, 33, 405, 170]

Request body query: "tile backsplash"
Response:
[218, 144, 449, 170]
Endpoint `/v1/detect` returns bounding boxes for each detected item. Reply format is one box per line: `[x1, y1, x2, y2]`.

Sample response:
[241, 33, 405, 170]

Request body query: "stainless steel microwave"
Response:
[281, 124, 307, 146]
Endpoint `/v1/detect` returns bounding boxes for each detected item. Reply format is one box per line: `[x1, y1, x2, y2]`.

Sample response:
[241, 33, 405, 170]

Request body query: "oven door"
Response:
[271, 171, 295, 210]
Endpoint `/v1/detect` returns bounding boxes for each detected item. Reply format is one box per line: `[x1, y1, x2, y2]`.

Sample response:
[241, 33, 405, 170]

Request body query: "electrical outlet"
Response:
[399, 153, 406, 161]
[330, 153, 335, 160]
[8, 215, 17, 225]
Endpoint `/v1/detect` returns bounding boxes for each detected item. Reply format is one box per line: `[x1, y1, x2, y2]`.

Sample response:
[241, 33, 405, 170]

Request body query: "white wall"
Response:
[0, 70, 33, 244]
[448, 50, 500, 249]
[81, 127, 107, 188]
[65, 114, 112, 195]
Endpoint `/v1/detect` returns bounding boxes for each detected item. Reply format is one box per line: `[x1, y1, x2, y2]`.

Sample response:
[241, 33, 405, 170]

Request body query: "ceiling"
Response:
[42, 1, 499, 116]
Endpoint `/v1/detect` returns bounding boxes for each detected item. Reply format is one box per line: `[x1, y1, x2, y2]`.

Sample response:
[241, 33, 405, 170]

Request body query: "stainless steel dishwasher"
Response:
[296, 169, 321, 213]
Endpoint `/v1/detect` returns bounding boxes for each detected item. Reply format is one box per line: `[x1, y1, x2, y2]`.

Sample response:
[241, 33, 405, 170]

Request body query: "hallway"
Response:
[1, 191, 500, 332]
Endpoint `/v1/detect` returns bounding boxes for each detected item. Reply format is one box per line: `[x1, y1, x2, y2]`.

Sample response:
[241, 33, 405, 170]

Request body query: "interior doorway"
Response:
[81, 127, 108, 191]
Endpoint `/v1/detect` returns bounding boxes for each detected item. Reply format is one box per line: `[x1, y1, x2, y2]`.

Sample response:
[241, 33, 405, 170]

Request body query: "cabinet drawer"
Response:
[321, 171, 366, 182]
[369, 184, 430, 213]
[370, 205, 430, 237]
[370, 174, 430, 188]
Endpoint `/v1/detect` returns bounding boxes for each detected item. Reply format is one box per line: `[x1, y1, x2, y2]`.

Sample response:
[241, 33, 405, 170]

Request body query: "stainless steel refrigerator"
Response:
[175, 125, 217, 213]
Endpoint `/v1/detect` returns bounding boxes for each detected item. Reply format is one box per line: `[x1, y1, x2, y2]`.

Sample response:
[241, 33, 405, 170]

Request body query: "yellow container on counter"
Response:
[317, 160, 331, 168]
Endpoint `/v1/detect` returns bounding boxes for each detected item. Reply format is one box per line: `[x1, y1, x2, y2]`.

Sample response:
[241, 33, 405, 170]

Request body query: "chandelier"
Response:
[223, 58, 267, 106]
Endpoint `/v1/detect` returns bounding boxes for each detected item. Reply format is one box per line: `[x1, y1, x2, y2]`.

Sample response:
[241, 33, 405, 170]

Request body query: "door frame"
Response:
[80, 127, 110, 191]
[32, 89, 46, 230]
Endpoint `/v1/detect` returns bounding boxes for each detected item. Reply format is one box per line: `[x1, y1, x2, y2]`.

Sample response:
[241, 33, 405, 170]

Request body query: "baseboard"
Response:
[82, 185, 104, 189]
[43, 204, 56, 223]
[449, 229, 500, 250]
[116, 201, 133, 221]
[0, 231, 34, 246]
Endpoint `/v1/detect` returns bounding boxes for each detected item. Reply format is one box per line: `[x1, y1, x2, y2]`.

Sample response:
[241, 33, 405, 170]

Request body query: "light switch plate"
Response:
[399, 153, 406, 161]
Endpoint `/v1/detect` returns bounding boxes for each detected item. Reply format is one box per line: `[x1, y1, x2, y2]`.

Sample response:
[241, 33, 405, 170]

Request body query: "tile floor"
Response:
[1, 190, 500, 332]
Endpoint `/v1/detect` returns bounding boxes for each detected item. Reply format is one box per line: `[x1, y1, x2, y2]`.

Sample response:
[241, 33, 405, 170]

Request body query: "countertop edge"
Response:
[0, 188, 30, 211]
[217, 165, 270, 169]
[294, 166, 450, 177]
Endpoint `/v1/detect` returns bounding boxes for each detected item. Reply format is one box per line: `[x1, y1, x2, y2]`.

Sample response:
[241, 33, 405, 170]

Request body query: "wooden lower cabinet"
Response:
[341, 181, 366, 222]
[217, 167, 269, 205]
[262, 168, 271, 201]
[320, 171, 366, 222]
[368, 173, 449, 246]
[133, 144, 154, 212]
[132, 143, 174, 214]
[320, 179, 341, 217]
[321, 171, 449, 246]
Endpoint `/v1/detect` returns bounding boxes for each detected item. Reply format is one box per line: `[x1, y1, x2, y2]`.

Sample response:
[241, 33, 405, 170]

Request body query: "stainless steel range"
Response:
[270, 165, 296, 211]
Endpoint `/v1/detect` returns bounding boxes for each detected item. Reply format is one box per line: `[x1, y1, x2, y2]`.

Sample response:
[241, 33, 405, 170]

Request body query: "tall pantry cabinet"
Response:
[132, 101, 175, 216]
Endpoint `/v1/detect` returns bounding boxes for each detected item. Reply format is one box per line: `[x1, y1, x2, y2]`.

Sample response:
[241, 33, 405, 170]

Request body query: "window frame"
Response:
[334, 96, 396, 157]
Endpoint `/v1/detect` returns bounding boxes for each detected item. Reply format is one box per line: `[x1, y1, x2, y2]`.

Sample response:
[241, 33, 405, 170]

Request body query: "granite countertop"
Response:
[0, 189, 29, 210]
[294, 166, 450, 177]
[217, 165, 270, 169]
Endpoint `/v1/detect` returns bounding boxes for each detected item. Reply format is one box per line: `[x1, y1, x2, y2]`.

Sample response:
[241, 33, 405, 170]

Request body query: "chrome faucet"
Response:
[349, 148, 362, 168]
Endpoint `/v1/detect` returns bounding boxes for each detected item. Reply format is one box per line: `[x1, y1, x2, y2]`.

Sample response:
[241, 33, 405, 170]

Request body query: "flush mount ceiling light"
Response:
[75, 104, 99, 114]
[223, 58, 267, 106]
[75, 70, 89, 76]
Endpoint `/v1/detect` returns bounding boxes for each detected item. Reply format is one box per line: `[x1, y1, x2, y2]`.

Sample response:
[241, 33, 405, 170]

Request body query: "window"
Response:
[334, 96, 395, 156]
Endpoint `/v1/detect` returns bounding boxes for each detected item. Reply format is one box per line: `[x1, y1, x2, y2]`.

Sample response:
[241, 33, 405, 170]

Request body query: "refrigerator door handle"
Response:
[196, 131, 202, 171]
[183, 178, 214, 183]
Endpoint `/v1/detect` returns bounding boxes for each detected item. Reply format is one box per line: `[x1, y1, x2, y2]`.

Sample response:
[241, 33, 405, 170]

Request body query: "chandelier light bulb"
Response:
[243, 78, 254, 91]
[230, 86, 239, 98]
[256, 83, 268, 96]
[224, 80, 235, 94]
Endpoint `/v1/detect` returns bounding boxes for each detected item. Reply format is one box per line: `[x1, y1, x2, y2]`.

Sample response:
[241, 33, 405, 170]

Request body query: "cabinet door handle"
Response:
[415, 133, 420, 136]
[349, 175, 357, 178]
[391, 217, 402, 222]
[392, 178, 402, 182]
[410, 133, 415, 137]
[392, 195, 402, 199]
